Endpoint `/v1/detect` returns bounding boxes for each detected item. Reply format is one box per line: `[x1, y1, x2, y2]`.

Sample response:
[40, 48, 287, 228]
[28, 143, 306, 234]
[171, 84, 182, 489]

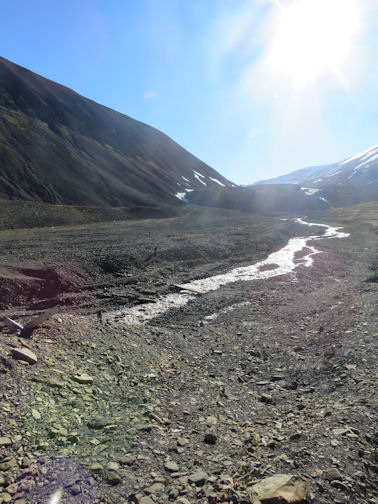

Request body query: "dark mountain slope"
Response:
[187, 183, 328, 214]
[0, 57, 232, 207]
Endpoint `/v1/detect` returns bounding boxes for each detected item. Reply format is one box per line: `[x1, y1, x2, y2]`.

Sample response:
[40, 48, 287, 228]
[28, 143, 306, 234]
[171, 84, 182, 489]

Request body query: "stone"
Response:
[164, 460, 179, 472]
[106, 462, 119, 471]
[106, 471, 122, 485]
[188, 471, 208, 486]
[31, 409, 41, 420]
[139, 497, 154, 504]
[17, 467, 36, 480]
[0, 438, 11, 447]
[87, 415, 112, 429]
[145, 482, 165, 494]
[90, 463, 103, 473]
[204, 433, 217, 445]
[71, 485, 81, 496]
[333, 427, 349, 436]
[260, 393, 273, 404]
[120, 455, 136, 466]
[11, 348, 37, 365]
[5, 482, 18, 495]
[331, 480, 349, 491]
[325, 468, 343, 481]
[20, 458, 32, 468]
[0, 459, 17, 471]
[73, 373, 93, 384]
[0, 493, 11, 503]
[249, 474, 309, 503]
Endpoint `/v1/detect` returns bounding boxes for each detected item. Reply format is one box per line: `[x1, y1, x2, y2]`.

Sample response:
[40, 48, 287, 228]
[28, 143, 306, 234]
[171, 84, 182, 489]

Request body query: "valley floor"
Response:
[0, 205, 376, 504]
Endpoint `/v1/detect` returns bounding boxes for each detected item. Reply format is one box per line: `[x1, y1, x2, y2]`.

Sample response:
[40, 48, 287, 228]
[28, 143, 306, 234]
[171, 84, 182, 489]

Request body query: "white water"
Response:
[108, 219, 349, 325]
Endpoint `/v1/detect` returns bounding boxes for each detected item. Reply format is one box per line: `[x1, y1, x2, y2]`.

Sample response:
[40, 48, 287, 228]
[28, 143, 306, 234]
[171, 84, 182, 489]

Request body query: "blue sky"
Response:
[1, 0, 377, 184]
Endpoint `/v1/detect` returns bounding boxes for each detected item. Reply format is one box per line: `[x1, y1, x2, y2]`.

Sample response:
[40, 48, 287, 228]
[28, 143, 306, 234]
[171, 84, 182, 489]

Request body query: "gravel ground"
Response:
[0, 205, 376, 504]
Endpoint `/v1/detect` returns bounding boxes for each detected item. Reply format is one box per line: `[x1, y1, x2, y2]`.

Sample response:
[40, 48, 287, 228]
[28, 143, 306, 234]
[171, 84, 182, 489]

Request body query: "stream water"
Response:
[108, 218, 350, 325]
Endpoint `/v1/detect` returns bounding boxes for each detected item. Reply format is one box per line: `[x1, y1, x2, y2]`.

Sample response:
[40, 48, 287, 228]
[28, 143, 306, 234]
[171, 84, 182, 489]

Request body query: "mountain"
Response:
[0, 57, 233, 208]
[254, 145, 378, 207]
[187, 183, 328, 214]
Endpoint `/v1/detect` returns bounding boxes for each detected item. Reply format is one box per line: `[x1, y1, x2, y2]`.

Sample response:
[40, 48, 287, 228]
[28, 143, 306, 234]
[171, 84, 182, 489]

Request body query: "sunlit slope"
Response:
[0, 57, 232, 207]
[255, 145, 378, 207]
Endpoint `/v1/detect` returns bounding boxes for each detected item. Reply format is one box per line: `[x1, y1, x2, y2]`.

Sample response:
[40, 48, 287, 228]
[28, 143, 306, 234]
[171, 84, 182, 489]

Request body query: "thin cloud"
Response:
[143, 91, 158, 99]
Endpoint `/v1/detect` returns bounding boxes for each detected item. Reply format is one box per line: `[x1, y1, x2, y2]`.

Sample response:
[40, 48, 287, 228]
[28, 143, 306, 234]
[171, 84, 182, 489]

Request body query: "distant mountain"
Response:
[0, 57, 233, 207]
[187, 183, 328, 214]
[254, 145, 378, 207]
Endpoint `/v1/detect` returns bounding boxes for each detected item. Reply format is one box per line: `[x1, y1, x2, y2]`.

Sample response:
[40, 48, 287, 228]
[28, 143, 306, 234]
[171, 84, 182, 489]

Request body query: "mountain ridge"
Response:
[0, 56, 233, 207]
[255, 144, 378, 187]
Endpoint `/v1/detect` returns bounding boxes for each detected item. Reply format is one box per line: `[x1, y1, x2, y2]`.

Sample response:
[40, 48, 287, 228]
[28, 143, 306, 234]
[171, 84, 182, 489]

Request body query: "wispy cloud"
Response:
[143, 91, 158, 99]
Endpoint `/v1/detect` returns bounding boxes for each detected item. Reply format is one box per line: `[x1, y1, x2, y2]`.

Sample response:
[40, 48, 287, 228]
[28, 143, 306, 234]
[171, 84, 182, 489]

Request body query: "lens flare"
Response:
[49, 489, 62, 504]
[266, 0, 360, 89]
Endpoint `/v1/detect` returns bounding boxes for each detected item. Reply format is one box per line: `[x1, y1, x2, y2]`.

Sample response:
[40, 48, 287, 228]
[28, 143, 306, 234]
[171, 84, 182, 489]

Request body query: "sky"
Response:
[0, 0, 377, 184]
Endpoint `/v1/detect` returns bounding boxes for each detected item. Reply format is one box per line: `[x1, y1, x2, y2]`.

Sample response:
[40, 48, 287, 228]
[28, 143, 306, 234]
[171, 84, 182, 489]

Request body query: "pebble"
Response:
[11, 348, 37, 365]
[145, 482, 165, 494]
[106, 471, 122, 485]
[71, 485, 81, 496]
[188, 471, 208, 486]
[106, 462, 119, 471]
[31, 409, 41, 420]
[87, 415, 112, 429]
[325, 468, 343, 481]
[90, 463, 103, 473]
[164, 460, 179, 472]
[139, 497, 155, 504]
[260, 393, 273, 403]
[203, 433, 217, 445]
[74, 373, 94, 384]
[0, 438, 11, 447]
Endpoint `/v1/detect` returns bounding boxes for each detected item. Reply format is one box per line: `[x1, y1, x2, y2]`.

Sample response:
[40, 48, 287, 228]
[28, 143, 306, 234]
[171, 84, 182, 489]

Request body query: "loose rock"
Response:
[11, 348, 37, 365]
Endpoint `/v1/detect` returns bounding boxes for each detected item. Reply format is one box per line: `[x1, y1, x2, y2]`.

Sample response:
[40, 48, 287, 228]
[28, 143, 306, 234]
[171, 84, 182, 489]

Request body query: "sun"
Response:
[266, 0, 360, 89]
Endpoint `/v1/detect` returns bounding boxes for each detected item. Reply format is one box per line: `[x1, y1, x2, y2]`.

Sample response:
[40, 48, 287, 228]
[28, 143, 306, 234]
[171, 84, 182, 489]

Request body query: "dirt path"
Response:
[0, 207, 376, 504]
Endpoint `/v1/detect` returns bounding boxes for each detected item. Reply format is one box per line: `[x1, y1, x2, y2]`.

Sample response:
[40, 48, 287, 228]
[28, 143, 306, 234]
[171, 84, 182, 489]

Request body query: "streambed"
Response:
[108, 218, 350, 325]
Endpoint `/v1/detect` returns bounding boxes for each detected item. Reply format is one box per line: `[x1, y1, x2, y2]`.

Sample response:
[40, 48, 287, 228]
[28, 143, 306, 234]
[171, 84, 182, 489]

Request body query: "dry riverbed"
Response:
[0, 205, 377, 504]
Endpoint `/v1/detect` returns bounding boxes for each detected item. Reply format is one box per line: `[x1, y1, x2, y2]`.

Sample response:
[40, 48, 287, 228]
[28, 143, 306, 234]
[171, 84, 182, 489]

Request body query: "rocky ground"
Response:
[0, 205, 376, 504]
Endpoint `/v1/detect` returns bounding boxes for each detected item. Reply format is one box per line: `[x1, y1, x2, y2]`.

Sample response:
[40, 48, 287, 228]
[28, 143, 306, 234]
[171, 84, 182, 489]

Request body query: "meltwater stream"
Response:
[108, 218, 350, 325]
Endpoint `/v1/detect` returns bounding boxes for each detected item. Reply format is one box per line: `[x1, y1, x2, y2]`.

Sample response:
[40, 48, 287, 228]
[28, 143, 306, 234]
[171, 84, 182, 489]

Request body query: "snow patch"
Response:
[339, 144, 378, 167]
[193, 170, 205, 178]
[209, 177, 225, 187]
[175, 192, 188, 202]
[301, 187, 319, 196]
[194, 173, 207, 186]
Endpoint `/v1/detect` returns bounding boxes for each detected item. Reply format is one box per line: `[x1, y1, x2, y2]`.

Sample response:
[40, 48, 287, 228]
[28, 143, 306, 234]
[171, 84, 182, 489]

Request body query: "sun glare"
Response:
[267, 0, 360, 89]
